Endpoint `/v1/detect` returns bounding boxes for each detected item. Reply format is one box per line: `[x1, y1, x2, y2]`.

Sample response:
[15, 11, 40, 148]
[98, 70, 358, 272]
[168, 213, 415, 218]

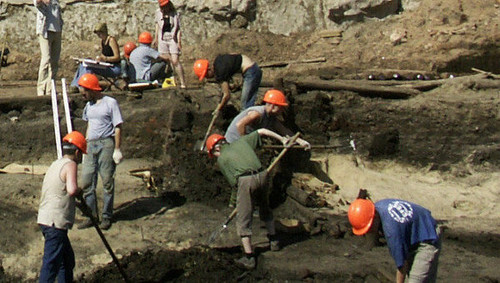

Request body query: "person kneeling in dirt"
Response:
[129, 31, 170, 83]
[77, 73, 123, 231]
[225, 89, 310, 147]
[205, 129, 289, 269]
[348, 198, 442, 283]
[193, 54, 262, 112]
[37, 131, 87, 282]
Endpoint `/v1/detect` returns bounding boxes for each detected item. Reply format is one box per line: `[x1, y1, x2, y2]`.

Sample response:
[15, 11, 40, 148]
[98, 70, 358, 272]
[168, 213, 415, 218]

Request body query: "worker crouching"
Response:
[348, 198, 442, 283]
[206, 129, 289, 269]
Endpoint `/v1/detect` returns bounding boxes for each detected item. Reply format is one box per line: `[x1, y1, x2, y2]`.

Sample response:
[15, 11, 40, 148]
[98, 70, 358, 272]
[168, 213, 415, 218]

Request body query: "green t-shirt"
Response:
[217, 131, 263, 187]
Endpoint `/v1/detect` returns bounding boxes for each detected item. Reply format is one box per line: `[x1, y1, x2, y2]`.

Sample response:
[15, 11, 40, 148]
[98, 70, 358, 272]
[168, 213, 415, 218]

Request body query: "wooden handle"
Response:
[200, 110, 219, 151]
[266, 132, 300, 173]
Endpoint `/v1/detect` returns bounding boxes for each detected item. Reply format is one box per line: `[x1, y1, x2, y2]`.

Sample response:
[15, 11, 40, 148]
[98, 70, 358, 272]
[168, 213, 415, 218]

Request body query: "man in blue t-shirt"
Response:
[348, 198, 442, 283]
[76, 73, 124, 231]
[129, 31, 170, 83]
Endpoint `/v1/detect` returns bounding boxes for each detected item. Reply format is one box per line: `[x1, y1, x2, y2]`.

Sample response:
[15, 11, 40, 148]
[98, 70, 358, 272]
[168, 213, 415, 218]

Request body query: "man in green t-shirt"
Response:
[205, 129, 289, 270]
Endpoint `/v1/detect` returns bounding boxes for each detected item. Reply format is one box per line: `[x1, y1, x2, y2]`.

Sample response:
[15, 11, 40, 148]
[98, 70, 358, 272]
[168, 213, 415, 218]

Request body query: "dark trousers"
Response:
[39, 225, 75, 283]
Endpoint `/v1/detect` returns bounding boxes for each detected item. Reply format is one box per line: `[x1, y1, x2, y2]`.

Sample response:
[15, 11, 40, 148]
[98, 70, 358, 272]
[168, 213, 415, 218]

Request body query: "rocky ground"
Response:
[0, 0, 499, 282]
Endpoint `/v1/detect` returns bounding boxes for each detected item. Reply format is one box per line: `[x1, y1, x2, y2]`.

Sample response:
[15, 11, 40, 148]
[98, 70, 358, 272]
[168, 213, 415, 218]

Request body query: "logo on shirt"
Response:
[387, 200, 413, 223]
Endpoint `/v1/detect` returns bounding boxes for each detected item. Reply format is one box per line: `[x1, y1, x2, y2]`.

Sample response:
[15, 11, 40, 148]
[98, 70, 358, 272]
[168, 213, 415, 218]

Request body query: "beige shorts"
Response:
[158, 39, 179, 55]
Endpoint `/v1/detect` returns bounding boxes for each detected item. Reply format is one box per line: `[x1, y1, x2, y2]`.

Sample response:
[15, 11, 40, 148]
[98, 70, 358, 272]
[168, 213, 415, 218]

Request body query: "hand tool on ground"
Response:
[206, 132, 301, 245]
[77, 196, 131, 283]
[198, 108, 220, 151]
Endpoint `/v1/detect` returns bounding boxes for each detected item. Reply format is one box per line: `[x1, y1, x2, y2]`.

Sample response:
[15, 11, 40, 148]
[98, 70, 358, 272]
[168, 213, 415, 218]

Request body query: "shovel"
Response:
[77, 196, 131, 283]
[197, 109, 220, 151]
[206, 132, 301, 245]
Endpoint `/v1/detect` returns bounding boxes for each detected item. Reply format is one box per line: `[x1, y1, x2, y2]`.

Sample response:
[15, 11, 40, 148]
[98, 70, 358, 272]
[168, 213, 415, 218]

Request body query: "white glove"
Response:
[113, 149, 123, 164]
[297, 138, 311, 151]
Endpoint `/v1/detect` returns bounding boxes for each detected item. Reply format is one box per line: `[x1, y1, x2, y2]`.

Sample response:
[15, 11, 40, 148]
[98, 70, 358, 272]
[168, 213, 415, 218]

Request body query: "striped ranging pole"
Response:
[61, 78, 73, 133]
[51, 79, 62, 159]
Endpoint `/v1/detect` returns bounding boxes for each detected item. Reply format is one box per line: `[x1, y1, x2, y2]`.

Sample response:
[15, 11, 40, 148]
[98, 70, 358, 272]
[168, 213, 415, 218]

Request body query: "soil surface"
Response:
[1, 0, 500, 282]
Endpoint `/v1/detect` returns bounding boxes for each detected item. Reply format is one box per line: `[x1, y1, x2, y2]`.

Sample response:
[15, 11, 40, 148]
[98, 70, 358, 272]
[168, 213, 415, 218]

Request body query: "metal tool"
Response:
[207, 208, 238, 245]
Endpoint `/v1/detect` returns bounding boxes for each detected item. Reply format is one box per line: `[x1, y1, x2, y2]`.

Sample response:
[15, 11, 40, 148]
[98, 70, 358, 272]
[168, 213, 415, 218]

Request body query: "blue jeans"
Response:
[81, 138, 116, 220]
[240, 63, 262, 110]
[39, 225, 75, 283]
[150, 61, 167, 82]
[70, 63, 121, 87]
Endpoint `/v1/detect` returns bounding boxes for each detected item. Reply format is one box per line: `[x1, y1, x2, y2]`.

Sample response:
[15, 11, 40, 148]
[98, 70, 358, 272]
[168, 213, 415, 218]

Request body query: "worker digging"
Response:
[37, 131, 86, 283]
[193, 53, 262, 112]
[204, 129, 297, 270]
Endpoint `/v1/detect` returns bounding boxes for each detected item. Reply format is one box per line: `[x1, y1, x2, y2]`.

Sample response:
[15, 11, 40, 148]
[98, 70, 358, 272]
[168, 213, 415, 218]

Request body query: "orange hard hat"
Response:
[78, 73, 102, 91]
[63, 131, 87, 154]
[124, 41, 137, 59]
[206, 134, 225, 158]
[263, 89, 288, 106]
[348, 199, 376, 236]
[138, 32, 153, 44]
[193, 59, 209, 81]
[158, 0, 169, 6]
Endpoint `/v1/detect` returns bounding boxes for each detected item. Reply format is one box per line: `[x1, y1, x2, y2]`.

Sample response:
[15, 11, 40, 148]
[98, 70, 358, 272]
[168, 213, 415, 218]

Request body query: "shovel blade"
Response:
[207, 226, 225, 245]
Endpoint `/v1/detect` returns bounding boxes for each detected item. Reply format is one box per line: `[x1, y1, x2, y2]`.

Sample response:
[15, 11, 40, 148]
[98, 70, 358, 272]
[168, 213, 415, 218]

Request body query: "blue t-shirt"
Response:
[83, 96, 123, 140]
[129, 44, 160, 81]
[375, 199, 438, 268]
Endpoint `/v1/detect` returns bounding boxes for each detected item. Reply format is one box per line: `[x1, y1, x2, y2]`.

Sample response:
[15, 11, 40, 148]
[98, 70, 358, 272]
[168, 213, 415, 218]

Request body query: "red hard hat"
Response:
[193, 59, 209, 81]
[263, 89, 288, 106]
[78, 73, 102, 91]
[206, 134, 225, 158]
[138, 32, 153, 44]
[348, 199, 376, 236]
[158, 0, 169, 6]
[124, 41, 137, 59]
[63, 131, 87, 154]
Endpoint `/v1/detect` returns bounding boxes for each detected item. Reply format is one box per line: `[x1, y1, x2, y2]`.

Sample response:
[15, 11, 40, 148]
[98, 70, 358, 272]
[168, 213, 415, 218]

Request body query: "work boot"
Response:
[100, 218, 112, 230]
[235, 255, 256, 270]
[77, 218, 93, 230]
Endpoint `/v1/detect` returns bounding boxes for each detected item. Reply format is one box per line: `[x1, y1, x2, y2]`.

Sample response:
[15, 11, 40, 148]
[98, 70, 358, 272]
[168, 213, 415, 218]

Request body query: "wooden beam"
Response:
[260, 57, 327, 68]
[293, 78, 421, 99]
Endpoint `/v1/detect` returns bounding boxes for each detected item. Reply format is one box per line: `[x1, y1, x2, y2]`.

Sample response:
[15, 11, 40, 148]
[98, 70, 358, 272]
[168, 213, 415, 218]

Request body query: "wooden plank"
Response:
[317, 29, 343, 38]
[294, 78, 421, 99]
[260, 57, 326, 68]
